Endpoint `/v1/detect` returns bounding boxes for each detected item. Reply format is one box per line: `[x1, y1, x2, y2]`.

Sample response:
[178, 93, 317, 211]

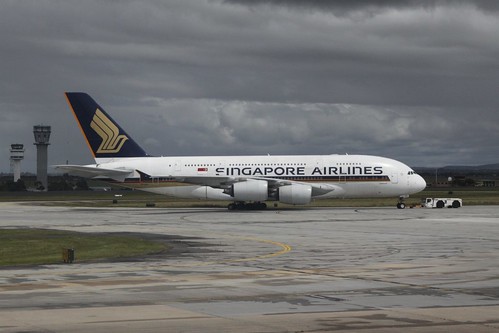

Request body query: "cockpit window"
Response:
[408, 170, 416, 175]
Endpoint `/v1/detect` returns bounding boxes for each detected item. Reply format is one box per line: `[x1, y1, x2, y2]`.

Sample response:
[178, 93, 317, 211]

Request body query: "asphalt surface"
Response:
[1, 202, 499, 332]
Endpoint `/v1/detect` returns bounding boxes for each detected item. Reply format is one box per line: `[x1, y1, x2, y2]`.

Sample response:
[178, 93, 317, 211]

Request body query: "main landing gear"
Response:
[227, 202, 267, 210]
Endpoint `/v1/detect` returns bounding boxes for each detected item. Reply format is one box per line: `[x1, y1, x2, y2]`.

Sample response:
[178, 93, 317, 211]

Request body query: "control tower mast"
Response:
[33, 125, 51, 190]
[9, 144, 25, 182]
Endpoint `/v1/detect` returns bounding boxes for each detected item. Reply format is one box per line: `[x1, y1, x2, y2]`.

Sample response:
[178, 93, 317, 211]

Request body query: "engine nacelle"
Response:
[230, 180, 268, 202]
[279, 184, 312, 205]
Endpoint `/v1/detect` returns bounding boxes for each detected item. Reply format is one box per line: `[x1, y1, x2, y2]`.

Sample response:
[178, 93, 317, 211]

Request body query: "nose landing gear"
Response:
[396, 195, 408, 209]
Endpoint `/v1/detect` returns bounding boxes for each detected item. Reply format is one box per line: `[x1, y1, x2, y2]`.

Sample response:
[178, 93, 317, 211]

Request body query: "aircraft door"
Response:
[316, 157, 328, 181]
[339, 174, 347, 184]
[390, 172, 398, 184]
[174, 160, 182, 172]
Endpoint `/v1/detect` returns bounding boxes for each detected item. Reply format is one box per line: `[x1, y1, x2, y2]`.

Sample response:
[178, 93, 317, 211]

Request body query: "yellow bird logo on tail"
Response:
[90, 109, 128, 154]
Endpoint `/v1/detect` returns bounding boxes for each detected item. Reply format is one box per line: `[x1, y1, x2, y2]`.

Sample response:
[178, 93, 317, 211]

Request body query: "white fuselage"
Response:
[92, 154, 426, 201]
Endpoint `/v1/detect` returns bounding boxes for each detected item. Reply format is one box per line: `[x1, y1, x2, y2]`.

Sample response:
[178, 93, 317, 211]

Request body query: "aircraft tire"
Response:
[228, 202, 267, 210]
[257, 202, 267, 209]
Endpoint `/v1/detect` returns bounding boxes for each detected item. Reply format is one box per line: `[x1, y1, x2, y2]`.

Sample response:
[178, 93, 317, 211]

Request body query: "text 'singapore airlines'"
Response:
[215, 165, 383, 177]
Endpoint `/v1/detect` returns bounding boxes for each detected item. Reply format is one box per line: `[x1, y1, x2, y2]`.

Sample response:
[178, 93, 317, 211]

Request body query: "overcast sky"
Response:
[1, 0, 498, 173]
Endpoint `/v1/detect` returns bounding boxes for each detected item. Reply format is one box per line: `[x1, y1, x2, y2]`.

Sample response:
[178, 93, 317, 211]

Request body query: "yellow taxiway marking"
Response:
[230, 237, 292, 262]
[168, 236, 293, 267]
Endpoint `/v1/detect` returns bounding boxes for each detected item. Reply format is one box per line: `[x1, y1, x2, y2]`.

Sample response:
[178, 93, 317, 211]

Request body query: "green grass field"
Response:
[0, 229, 169, 266]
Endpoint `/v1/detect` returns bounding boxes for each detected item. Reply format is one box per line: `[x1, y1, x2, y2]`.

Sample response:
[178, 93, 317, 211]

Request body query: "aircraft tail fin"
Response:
[65, 92, 148, 160]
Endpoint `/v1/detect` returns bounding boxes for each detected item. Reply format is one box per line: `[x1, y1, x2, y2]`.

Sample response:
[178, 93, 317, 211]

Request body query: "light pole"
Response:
[435, 168, 438, 187]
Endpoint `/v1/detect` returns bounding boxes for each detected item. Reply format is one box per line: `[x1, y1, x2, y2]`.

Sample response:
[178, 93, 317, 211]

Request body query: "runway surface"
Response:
[1, 202, 499, 332]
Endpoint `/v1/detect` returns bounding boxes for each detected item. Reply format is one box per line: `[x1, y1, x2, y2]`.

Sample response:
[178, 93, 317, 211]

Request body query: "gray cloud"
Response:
[224, 0, 499, 14]
[0, 0, 498, 174]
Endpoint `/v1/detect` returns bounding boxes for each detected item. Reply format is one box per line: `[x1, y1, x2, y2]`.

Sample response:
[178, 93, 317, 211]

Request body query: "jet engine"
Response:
[228, 180, 268, 201]
[278, 184, 312, 205]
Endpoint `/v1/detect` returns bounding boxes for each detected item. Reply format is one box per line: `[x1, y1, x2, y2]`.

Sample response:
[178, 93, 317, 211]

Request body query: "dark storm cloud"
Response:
[119, 98, 499, 167]
[0, 0, 498, 173]
[224, 0, 499, 14]
[219, 0, 499, 107]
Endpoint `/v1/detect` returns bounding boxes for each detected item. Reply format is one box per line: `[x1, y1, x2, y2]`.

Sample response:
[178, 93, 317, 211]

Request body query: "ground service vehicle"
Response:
[422, 198, 462, 208]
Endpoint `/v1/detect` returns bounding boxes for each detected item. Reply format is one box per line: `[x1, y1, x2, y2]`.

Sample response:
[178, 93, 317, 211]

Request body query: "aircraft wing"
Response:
[252, 177, 340, 196]
[54, 165, 134, 182]
[178, 176, 339, 196]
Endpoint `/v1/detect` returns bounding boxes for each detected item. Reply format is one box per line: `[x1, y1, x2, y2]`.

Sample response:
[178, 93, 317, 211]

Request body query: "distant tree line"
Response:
[0, 175, 89, 192]
[0, 179, 27, 191]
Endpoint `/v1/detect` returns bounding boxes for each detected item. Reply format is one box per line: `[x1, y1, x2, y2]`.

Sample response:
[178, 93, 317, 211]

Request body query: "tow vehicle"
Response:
[422, 197, 462, 208]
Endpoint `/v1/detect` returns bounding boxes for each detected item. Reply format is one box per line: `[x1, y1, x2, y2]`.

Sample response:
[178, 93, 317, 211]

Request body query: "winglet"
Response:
[65, 92, 148, 160]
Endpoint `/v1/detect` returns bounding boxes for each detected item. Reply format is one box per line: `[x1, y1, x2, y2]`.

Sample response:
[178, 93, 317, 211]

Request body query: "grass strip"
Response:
[0, 229, 169, 266]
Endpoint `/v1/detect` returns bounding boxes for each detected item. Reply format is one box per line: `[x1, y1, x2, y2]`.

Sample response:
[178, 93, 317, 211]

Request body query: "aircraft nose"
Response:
[414, 175, 427, 192]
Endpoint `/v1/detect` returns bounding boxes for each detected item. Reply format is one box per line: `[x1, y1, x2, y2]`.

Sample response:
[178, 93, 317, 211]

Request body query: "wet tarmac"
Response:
[1, 202, 499, 332]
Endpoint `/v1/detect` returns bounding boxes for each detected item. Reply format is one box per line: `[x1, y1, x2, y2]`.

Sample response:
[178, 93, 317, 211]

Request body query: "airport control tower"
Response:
[33, 125, 51, 190]
[9, 144, 25, 182]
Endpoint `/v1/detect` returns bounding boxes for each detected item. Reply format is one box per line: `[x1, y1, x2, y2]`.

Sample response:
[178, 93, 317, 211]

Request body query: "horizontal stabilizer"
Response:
[54, 165, 134, 182]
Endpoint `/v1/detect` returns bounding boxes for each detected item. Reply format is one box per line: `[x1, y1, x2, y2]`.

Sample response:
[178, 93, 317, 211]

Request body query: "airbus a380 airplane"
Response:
[57, 92, 426, 210]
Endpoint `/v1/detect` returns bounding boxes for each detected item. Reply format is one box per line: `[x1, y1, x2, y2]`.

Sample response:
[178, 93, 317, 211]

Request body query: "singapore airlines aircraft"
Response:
[57, 92, 426, 210]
